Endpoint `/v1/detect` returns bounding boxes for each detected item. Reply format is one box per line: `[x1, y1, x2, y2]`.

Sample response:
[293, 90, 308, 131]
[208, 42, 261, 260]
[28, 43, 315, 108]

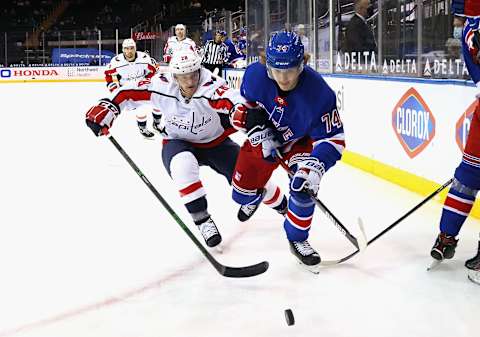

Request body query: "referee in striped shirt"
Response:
[202, 30, 228, 76]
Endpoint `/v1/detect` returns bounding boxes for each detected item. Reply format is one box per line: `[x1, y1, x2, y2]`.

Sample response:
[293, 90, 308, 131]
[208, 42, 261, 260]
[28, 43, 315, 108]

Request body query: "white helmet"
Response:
[175, 24, 186, 30]
[122, 38, 136, 49]
[169, 50, 202, 74]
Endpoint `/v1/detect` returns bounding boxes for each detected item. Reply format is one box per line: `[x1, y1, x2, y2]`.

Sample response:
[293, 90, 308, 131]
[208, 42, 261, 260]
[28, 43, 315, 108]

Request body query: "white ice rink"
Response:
[0, 82, 479, 337]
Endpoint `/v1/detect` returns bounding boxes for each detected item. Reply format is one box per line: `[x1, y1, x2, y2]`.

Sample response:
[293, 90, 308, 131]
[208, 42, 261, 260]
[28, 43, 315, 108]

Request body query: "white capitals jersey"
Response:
[111, 68, 246, 146]
[163, 37, 197, 63]
[104, 51, 156, 87]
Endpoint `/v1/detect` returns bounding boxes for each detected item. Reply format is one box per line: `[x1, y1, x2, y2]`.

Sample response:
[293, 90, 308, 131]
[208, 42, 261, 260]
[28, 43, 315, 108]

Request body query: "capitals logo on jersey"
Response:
[456, 100, 478, 151]
[391, 87, 436, 158]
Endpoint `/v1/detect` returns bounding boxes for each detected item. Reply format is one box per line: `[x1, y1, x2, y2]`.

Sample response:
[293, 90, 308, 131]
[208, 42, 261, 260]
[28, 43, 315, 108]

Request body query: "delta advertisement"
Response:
[224, 68, 477, 185]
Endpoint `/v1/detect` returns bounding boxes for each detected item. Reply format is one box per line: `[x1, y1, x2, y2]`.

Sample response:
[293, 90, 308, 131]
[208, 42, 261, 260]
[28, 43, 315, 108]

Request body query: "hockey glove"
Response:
[247, 124, 281, 162]
[85, 99, 120, 136]
[290, 157, 325, 196]
[229, 103, 270, 133]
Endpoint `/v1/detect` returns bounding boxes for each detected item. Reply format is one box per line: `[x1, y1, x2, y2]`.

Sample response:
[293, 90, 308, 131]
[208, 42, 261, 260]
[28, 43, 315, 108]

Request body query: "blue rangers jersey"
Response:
[240, 62, 345, 172]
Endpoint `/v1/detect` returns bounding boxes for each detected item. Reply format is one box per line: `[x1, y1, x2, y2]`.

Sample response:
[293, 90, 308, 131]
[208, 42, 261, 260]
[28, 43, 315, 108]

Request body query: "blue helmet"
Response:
[266, 30, 304, 69]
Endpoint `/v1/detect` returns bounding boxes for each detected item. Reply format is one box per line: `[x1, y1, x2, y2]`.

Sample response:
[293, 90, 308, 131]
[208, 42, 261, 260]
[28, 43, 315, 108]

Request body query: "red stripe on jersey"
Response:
[264, 187, 280, 205]
[330, 139, 346, 147]
[208, 98, 234, 111]
[444, 196, 473, 214]
[286, 211, 312, 228]
[113, 90, 152, 105]
[179, 181, 203, 197]
[463, 153, 480, 165]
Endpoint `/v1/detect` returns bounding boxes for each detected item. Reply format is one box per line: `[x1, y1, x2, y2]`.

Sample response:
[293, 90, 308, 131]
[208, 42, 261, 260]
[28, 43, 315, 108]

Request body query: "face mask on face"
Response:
[453, 26, 463, 39]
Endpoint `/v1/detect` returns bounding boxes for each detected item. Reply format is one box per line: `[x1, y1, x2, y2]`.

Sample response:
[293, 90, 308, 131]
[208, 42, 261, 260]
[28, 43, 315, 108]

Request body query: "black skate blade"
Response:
[217, 261, 269, 278]
[427, 259, 442, 271]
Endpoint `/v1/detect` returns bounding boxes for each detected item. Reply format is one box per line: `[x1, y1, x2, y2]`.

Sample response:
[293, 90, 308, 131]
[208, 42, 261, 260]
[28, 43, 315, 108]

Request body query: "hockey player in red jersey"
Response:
[430, 0, 480, 284]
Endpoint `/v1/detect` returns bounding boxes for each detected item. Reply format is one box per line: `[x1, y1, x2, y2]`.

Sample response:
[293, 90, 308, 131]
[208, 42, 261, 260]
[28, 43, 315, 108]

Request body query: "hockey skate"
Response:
[238, 191, 288, 222]
[196, 217, 222, 248]
[139, 127, 155, 139]
[465, 239, 480, 285]
[430, 232, 458, 260]
[289, 240, 321, 274]
[428, 232, 458, 271]
[237, 189, 266, 222]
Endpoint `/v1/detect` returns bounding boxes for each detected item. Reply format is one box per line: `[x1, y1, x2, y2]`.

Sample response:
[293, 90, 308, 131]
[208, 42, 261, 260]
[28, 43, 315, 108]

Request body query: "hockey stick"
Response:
[105, 133, 269, 278]
[275, 151, 367, 253]
[327, 178, 454, 265]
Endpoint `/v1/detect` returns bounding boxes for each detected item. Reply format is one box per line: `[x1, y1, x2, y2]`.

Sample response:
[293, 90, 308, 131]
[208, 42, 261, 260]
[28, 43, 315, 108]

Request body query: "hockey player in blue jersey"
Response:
[229, 31, 345, 268]
[429, 0, 480, 284]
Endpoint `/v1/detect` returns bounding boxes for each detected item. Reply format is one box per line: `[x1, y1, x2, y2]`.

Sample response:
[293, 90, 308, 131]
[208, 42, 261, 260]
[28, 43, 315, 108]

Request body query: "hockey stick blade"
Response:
[218, 261, 270, 278]
[320, 179, 454, 266]
[106, 134, 269, 278]
[320, 217, 367, 266]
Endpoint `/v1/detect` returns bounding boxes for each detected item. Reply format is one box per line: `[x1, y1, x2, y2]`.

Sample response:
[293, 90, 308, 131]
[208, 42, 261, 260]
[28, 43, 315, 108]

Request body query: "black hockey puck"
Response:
[284, 309, 295, 326]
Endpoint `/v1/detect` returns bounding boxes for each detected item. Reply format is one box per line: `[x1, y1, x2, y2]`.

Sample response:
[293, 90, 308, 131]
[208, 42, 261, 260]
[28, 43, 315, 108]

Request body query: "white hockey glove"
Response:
[247, 124, 280, 161]
[290, 157, 325, 195]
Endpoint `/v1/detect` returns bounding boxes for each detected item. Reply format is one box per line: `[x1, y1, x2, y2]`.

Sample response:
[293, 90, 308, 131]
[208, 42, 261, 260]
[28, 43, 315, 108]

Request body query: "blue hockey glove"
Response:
[290, 157, 325, 196]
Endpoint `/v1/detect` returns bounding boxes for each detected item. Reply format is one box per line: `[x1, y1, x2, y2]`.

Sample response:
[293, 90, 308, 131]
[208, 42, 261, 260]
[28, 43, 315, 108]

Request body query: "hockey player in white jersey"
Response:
[163, 24, 197, 63]
[86, 49, 288, 248]
[104, 38, 157, 138]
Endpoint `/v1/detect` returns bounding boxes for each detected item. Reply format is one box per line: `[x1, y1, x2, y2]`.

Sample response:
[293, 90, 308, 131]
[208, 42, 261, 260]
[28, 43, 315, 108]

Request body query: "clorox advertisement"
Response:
[392, 88, 436, 158]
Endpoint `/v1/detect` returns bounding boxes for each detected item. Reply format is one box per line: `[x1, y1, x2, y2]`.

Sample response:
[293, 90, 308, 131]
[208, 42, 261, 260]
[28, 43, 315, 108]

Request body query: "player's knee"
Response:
[170, 152, 205, 204]
[455, 163, 480, 191]
[170, 151, 199, 182]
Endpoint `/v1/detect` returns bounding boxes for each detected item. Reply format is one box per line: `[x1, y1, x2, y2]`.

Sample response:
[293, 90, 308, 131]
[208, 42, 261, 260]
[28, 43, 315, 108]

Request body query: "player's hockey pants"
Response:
[162, 138, 240, 215]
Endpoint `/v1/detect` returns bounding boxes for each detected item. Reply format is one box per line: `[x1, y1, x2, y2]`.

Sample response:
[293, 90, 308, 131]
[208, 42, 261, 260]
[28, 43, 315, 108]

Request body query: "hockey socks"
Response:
[284, 192, 314, 242]
[439, 180, 477, 236]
